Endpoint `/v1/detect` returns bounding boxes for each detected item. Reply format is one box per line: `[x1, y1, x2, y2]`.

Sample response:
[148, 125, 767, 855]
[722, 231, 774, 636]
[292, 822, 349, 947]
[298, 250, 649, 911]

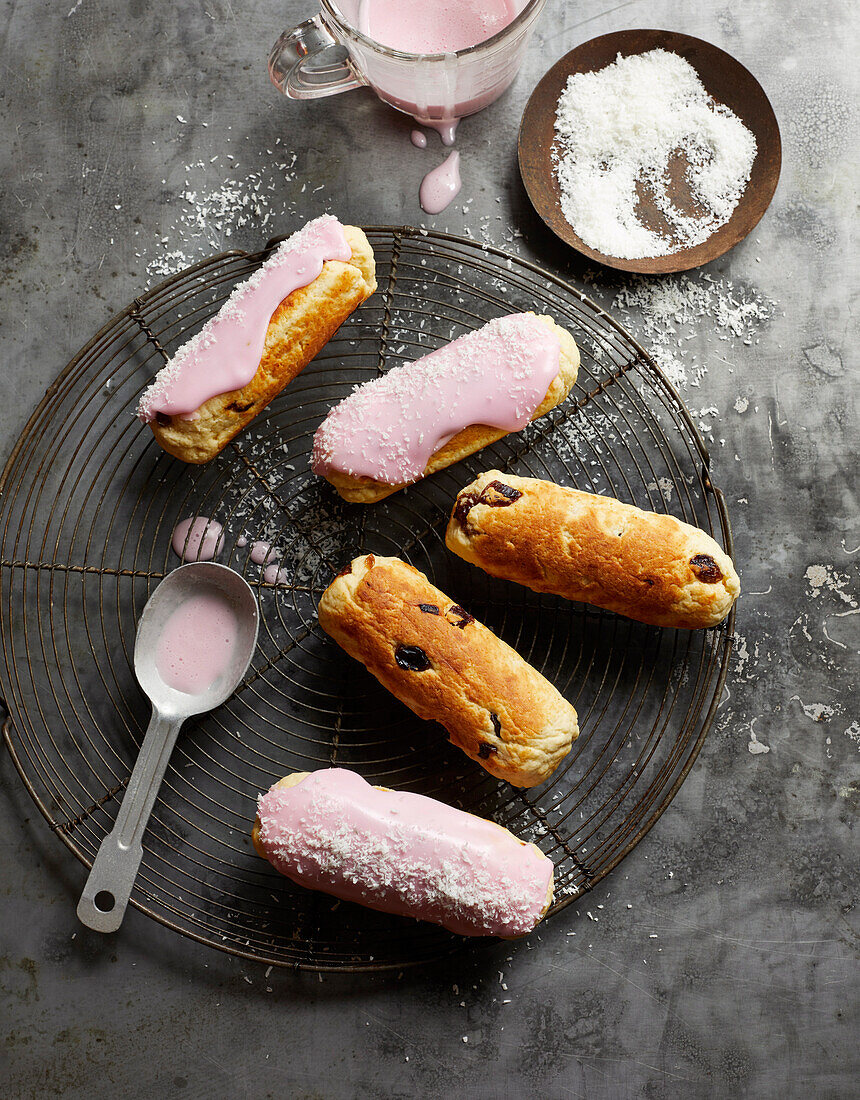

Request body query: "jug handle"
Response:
[268, 16, 364, 100]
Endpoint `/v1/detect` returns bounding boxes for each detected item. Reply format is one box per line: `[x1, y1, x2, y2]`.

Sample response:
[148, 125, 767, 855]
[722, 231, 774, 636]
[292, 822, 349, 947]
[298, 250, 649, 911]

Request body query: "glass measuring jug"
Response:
[269, 0, 547, 138]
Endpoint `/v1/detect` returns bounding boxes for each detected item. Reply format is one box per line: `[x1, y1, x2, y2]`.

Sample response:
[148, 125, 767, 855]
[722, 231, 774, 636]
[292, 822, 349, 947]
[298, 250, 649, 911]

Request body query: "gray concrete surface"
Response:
[0, 0, 857, 1096]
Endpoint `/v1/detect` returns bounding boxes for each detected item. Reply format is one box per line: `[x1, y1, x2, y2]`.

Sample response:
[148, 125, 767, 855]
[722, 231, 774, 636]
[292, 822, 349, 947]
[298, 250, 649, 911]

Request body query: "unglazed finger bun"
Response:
[317, 555, 578, 787]
[137, 216, 376, 463]
[312, 312, 579, 502]
[253, 769, 554, 938]
[446, 472, 740, 630]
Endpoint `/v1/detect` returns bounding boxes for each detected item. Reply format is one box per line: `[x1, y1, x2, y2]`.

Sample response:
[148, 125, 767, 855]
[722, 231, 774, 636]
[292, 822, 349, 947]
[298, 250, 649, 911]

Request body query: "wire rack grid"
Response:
[0, 226, 734, 971]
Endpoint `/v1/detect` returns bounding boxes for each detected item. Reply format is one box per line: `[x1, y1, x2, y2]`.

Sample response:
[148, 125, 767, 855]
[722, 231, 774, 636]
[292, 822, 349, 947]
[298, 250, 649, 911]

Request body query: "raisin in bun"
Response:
[317, 554, 578, 787]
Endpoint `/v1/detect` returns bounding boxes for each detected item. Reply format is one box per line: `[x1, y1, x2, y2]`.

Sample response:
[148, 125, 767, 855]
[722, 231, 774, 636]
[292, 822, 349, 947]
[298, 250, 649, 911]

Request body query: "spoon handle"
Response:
[77, 709, 183, 933]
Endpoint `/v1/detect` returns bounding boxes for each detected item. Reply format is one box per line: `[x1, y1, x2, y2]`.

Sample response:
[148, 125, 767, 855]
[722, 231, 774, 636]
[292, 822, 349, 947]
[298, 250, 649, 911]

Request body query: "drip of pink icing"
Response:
[256, 768, 552, 937]
[419, 150, 461, 214]
[171, 517, 224, 561]
[155, 590, 237, 694]
[410, 128, 428, 149]
[263, 563, 290, 585]
[312, 313, 560, 485]
[423, 117, 459, 146]
[137, 216, 352, 421]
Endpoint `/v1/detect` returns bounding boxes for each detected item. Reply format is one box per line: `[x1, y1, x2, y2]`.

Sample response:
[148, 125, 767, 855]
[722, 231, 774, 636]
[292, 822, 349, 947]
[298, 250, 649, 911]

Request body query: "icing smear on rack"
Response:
[171, 517, 224, 561]
[137, 215, 351, 421]
[256, 768, 552, 937]
[312, 313, 559, 484]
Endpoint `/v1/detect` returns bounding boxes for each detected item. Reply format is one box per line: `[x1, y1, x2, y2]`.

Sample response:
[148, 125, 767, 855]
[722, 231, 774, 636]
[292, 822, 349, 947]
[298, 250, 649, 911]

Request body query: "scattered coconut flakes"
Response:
[598, 270, 773, 389]
[136, 147, 303, 282]
[553, 49, 757, 259]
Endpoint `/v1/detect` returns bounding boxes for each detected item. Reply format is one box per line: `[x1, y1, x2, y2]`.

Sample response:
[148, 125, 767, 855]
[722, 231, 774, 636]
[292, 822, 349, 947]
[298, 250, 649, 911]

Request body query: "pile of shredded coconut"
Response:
[553, 49, 757, 259]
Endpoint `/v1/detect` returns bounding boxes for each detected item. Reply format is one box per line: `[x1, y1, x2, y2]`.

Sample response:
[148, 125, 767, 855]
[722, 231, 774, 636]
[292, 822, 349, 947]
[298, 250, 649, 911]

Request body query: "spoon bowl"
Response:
[77, 563, 259, 933]
[134, 562, 260, 716]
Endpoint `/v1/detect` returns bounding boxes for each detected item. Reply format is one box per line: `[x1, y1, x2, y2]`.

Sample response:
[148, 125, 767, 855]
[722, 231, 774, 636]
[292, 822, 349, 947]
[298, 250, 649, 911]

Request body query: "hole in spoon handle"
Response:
[76, 710, 183, 933]
[76, 830, 144, 933]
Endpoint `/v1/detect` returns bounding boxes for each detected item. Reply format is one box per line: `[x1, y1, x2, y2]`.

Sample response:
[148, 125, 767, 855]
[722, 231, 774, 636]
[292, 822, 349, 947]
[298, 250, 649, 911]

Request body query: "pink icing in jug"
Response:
[268, 0, 547, 140]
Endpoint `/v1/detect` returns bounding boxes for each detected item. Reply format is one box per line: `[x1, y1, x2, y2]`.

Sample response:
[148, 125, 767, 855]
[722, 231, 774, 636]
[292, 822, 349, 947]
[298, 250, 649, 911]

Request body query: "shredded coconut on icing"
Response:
[257, 771, 550, 936]
[312, 313, 560, 484]
[137, 214, 345, 421]
[553, 49, 757, 259]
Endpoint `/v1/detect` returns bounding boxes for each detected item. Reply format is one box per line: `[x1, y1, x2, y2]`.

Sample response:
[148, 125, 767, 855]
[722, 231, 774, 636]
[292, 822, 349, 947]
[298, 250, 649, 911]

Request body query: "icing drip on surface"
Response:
[423, 118, 459, 146]
[256, 768, 552, 937]
[312, 313, 560, 485]
[249, 540, 276, 565]
[420, 150, 462, 214]
[137, 215, 352, 420]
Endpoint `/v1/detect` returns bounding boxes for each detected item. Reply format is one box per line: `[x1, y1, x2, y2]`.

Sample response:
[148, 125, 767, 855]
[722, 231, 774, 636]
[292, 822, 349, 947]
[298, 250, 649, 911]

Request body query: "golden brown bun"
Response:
[323, 314, 580, 503]
[150, 226, 376, 463]
[317, 555, 578, 787]
[446, 472, 740, 630]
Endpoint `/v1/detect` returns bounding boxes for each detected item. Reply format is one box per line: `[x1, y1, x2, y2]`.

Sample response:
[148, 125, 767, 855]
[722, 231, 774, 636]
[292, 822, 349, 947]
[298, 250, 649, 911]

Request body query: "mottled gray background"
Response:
[0, 0, 857, 1096]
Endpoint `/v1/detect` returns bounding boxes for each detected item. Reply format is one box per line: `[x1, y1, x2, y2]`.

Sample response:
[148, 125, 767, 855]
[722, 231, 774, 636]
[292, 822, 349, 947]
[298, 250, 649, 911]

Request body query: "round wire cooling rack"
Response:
[0, 227, 735, 972]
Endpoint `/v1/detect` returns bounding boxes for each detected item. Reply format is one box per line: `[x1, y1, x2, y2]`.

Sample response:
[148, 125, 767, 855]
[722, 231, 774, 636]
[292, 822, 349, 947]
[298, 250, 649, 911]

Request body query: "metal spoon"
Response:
[77, 562, 259, 933]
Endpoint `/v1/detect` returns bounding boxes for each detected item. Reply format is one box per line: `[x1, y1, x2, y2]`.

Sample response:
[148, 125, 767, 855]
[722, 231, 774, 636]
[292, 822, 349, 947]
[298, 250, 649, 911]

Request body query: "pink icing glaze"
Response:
[256, 768, 552, 937]
[137, 215, 352, 421]
[410, 128, 428, 148]
[420, 150, 462, 214]
[155, 590, 237, 694]
[312, 313, 561, 485]
[357, 0, 517, 55]
[171, 516, 224, 561]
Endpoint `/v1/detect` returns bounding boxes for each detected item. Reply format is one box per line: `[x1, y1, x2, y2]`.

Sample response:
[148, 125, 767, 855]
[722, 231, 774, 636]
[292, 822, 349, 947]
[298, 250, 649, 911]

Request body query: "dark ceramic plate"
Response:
[518, 29, 782, 274]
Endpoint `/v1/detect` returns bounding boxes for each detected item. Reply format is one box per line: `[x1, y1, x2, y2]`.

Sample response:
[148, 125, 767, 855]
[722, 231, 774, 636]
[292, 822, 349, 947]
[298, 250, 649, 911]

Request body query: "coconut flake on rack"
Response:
[553, 49, 757, 259]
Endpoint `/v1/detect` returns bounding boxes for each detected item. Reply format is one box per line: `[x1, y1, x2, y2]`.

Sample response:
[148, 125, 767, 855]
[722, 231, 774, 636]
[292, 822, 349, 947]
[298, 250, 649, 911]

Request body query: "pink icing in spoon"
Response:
[312, 313, 560, 485]
[256, 768, 552, 937]
[155, 590, 238, 695]
[137, 215, 352, 421]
